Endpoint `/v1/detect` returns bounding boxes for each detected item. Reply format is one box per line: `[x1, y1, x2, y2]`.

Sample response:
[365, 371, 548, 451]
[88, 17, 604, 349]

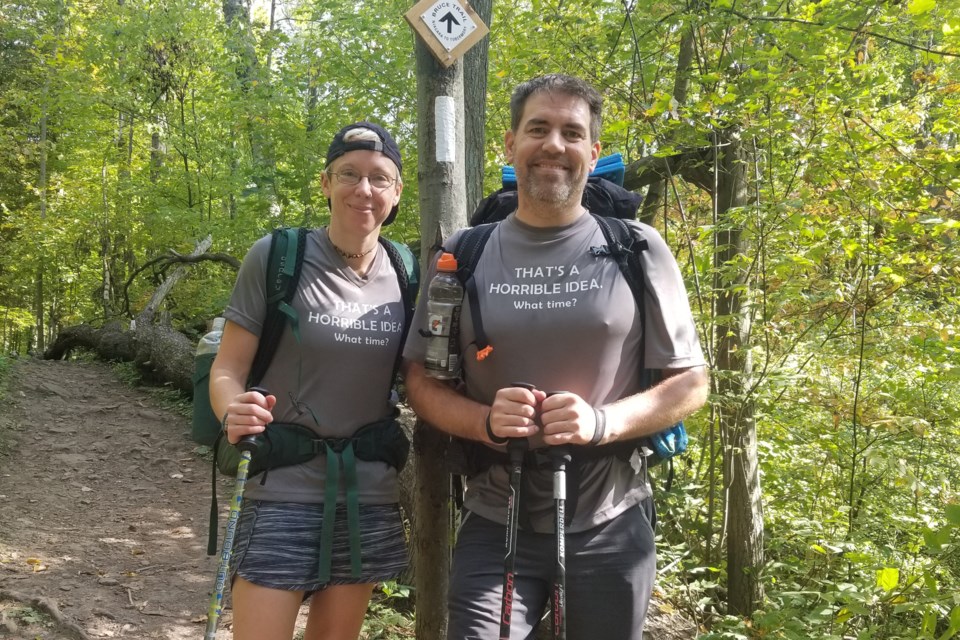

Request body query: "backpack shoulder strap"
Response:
[381, 238, 419, 307]
[248, 227, 308, 387]
[592, 215, 648, 369]
[212, 226, 306, 554]
[451, 222, 498, 361]
[380, 237, 419, 390]
[594, 215, 687, 487]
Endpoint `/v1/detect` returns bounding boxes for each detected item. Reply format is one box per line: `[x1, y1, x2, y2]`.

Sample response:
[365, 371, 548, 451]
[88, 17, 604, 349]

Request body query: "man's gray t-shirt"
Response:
[225, 228, 407, 504]
[404, 212, 705, 533]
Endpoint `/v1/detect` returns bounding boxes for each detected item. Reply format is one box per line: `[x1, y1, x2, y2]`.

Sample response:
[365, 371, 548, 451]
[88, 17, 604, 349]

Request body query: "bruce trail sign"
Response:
[405, 0, 489, 68]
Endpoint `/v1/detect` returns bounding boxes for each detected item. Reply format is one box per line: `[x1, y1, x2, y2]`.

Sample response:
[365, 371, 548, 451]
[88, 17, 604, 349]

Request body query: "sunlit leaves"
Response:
[876, 567, 899, 592]
[908, 0, 937, 17]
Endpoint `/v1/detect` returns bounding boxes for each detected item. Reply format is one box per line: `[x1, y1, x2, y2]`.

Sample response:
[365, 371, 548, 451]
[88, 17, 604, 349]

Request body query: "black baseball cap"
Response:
[325, 121, 403, 226]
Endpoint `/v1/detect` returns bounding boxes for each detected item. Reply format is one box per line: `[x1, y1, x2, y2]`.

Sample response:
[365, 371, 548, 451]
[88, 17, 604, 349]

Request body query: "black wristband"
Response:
[590, 407, 606, 446]
[485, 411, 509, 445]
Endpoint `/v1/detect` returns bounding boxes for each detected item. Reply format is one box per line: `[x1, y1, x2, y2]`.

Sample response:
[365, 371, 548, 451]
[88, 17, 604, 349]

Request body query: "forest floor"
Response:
[0, 358, 696, 640]
[0, 358, 243, 639]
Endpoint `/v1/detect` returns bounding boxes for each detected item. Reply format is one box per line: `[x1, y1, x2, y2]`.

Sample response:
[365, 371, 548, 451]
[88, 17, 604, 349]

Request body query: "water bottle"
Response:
[196, 317, 226, 357]
[192, 317, 226, 446]
[424, 253, 463, 380]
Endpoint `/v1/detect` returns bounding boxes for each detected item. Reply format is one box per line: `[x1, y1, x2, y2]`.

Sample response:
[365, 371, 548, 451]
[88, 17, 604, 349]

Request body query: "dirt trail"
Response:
[0, 358, 230, 639]
[0, 358, 696, 640]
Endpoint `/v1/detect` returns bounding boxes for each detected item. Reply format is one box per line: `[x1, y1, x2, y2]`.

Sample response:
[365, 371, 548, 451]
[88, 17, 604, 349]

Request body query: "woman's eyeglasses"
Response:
[328, 169, 397, 190]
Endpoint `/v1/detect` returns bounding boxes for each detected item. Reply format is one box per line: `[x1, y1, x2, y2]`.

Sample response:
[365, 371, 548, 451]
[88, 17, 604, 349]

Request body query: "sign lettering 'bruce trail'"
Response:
[404, 0, 489, 67]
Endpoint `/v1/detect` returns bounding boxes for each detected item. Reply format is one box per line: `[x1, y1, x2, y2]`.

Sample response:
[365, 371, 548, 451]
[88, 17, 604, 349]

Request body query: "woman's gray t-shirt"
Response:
[225, 228, 407, 504]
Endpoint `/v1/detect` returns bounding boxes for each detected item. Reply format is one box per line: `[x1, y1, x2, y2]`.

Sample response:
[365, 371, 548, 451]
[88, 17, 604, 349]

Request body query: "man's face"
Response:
[505, 91, 600, 206]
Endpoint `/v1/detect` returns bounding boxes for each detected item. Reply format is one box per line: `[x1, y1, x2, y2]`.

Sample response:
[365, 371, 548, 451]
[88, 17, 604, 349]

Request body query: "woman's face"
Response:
[321, 150, 402, 234]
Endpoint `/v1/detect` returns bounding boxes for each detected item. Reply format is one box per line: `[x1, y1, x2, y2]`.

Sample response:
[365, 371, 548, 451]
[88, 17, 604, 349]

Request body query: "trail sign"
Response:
[405, 0, 489, 68]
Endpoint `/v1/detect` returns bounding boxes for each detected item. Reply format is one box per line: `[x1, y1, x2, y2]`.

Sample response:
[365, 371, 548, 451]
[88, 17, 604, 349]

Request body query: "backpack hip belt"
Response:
[208, 415, 410, 574]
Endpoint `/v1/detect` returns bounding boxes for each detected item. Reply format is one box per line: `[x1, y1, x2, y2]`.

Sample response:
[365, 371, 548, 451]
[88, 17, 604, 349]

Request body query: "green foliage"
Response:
[8, 605, 51, 627]
[361, 582, 415, 639]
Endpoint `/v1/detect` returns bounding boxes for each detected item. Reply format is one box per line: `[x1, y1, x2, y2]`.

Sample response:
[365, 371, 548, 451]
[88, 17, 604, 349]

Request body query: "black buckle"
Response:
[324, 438, 352, 454]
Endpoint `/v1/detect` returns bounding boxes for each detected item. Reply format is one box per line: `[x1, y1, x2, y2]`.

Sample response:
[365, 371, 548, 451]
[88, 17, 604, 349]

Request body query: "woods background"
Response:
[1, 0, 959, 638]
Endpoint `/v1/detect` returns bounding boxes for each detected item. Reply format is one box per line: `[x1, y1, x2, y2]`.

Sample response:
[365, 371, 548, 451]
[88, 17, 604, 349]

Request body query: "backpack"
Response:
[447, 156, 688, 490]
[203, 228, 419, 557]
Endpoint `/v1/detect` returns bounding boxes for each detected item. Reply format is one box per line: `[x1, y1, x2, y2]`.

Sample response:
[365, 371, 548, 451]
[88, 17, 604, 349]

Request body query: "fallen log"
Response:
[43, 321, 195, 395]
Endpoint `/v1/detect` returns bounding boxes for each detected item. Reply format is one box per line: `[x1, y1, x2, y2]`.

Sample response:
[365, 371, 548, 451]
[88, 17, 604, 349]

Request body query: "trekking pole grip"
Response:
[507, 381, 536, 458]
[545, 391, 573, 466]
[237, 385, 272, 453]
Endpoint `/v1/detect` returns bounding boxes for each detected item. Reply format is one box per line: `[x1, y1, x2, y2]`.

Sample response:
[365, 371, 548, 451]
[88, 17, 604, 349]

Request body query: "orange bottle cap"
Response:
[437, 252, 458, 272]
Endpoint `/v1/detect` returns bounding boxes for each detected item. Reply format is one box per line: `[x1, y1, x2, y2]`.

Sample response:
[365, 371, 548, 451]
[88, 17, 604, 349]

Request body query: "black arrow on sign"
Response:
[439, 12, 460, 34]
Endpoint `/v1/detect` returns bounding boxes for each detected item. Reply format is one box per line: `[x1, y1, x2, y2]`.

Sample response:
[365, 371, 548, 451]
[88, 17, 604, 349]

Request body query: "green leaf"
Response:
[924, 526, 953, 550]
[908, 0, 936, 15]
[940, 606, 960, 640]
[876, 567, 899, 592]
[946, 504, 960, 526]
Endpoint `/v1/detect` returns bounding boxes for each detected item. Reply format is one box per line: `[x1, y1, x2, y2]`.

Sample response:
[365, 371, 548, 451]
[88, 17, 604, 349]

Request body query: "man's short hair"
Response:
[510, 74, 603, 142]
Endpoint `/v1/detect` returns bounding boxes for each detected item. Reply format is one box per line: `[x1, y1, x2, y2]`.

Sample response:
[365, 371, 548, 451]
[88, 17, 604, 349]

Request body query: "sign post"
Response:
[405, 2, 488, 638]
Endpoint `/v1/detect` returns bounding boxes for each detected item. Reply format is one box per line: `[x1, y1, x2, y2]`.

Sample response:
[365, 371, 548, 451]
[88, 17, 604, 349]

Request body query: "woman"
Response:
[210, 121, 411, 640]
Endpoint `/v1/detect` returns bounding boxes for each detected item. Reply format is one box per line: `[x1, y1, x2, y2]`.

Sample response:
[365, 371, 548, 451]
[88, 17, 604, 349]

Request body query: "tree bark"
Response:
[221, 0, 277, 213]
[45, 321, 195, 393]
[411, 28, 469, 639]
[138, 236, 213, 325]
[463, 0, 492, 215]
[712, 128, 764, 616]
[45, 235, 216, 391]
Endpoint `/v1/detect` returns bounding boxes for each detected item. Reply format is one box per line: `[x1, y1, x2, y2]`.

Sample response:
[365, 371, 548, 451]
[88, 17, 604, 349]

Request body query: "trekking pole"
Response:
[499, 382, 533, 640]
[204, 387, 267, 640]
[546, 393, 571, 640]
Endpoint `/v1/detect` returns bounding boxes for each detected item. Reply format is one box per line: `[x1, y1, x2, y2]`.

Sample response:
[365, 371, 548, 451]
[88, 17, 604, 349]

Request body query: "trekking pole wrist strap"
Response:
[590, 407, 606, 446]
[485, 411, 509, 445]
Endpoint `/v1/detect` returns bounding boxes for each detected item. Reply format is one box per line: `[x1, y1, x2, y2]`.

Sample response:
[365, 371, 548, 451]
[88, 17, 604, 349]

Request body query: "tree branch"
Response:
[122, 237, 238, 319]
[623, 150, 714, 193]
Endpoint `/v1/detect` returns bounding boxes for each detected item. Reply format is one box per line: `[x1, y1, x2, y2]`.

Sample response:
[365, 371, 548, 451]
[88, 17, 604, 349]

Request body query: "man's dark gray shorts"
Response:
[448, 496, 657, 640]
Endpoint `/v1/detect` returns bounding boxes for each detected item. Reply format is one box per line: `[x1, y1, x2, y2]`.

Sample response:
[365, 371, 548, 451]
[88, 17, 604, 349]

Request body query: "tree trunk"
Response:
[221, 0, 277, 214]
[151, 129, 163, 184]
[713, 128, 764, 616]
[300, 75, 320, 227]
[412, 30, 469, 640]
[45, 321, 196, 393]
[463, 0, 492, 215]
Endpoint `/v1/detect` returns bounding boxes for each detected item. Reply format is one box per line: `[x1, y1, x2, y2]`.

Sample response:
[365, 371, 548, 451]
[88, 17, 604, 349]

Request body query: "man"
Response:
[403, 74, 708, 639]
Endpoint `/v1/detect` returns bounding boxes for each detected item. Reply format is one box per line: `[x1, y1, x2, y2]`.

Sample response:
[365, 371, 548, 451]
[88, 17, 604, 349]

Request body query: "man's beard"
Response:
[519, 165, 587, 205]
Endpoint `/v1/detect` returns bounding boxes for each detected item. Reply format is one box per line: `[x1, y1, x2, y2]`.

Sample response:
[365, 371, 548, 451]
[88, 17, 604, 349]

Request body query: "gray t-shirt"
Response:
[404, 212, 705, 532]
[225, 228, 407, 504]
